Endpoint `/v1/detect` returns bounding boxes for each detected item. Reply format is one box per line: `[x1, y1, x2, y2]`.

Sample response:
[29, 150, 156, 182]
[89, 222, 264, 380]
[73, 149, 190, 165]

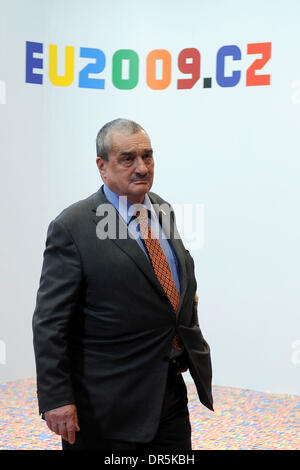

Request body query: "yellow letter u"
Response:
[49, 44, 74, 87]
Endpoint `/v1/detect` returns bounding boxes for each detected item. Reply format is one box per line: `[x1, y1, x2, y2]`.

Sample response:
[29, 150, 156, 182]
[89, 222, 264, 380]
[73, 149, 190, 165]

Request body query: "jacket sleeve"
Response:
[32, 219, 82, 414]
[192, 294, 199, 327]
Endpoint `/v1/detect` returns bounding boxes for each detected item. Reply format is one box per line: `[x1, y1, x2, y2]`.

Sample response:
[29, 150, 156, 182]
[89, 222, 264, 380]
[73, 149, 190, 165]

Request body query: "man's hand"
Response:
[44, 404, 80, 444]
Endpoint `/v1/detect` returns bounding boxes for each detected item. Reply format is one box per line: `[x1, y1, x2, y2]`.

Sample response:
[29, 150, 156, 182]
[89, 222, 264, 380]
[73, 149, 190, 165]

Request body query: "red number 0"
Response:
[246, 42, 271, 86]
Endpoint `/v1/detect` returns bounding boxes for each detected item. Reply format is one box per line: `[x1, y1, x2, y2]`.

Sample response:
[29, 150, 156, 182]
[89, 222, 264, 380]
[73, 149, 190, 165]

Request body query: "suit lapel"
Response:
[91, 186, 166, 298]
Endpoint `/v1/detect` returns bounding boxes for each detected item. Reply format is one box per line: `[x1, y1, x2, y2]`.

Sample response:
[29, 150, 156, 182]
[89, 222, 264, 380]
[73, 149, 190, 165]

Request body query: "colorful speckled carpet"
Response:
[0, 378, 299, 450]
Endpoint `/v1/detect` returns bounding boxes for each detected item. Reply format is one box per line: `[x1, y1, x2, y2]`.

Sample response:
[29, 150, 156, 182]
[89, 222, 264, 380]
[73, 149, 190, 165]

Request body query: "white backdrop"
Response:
[0, 0, 299, 395]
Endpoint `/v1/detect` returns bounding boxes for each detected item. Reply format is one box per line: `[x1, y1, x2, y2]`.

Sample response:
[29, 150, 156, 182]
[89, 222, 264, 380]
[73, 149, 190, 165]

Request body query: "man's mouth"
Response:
[131, 177, 150, 183]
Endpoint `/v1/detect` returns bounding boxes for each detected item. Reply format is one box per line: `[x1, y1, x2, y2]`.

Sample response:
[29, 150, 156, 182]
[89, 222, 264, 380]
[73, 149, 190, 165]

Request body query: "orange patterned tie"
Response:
[137, 207, 181, 349]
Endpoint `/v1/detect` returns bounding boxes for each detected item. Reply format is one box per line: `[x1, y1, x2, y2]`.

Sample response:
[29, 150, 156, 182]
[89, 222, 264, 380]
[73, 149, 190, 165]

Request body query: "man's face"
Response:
[97, 130, 154, 204]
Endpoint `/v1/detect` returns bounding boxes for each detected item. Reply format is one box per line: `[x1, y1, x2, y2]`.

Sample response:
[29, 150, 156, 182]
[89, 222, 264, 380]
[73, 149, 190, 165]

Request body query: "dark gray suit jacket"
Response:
[32, 186, 213, 442]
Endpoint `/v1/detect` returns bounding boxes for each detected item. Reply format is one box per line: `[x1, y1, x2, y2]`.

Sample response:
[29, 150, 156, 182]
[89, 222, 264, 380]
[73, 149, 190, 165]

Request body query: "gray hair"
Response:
[96, 118, 147, 160]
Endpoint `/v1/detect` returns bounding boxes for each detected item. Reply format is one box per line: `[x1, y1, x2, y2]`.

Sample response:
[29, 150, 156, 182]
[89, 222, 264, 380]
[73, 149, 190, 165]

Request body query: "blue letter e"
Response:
[26, 41, 43, 84]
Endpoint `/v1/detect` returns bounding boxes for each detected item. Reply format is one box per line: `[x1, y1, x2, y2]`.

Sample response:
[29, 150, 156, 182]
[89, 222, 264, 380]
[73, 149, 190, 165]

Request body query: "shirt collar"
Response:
[103, 184, 156, 224]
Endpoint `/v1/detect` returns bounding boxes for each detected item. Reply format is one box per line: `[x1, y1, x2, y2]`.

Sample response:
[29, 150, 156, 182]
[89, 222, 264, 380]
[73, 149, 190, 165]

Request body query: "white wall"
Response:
[0, 0, 299, 395]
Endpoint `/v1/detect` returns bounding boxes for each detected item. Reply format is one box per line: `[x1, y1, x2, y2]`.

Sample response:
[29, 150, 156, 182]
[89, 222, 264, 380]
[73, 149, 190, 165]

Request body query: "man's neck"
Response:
[103, 184, 146, 205]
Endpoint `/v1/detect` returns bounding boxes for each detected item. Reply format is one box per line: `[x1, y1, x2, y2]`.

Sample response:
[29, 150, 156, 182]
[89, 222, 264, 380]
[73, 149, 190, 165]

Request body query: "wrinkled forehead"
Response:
[108, 130, 152, 154]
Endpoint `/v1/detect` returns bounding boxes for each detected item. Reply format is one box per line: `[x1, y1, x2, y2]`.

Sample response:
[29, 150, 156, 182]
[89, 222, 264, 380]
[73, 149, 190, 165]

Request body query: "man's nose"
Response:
[134, 157, 148, 174]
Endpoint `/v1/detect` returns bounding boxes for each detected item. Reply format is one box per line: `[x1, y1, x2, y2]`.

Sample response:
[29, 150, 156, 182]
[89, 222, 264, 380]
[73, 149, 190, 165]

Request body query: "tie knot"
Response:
[135, 206, 149, 221]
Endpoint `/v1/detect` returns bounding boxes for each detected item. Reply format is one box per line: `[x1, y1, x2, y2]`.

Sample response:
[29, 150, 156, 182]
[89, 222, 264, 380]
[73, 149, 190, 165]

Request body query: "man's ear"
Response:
[96, 157, 106, 177]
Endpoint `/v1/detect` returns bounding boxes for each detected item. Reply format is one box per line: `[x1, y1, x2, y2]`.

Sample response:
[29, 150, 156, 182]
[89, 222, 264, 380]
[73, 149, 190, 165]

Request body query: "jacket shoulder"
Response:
[148, 191, 172, 207]
[53, 191, 97, 228]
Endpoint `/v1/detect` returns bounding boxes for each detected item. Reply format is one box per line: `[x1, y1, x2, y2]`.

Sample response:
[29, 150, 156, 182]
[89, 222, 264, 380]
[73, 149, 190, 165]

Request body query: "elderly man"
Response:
[32, 118, 213, 451]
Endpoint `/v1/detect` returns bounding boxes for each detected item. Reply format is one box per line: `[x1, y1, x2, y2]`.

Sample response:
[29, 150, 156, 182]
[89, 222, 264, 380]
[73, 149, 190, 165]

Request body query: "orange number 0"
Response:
[146, 49, 171, 90]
